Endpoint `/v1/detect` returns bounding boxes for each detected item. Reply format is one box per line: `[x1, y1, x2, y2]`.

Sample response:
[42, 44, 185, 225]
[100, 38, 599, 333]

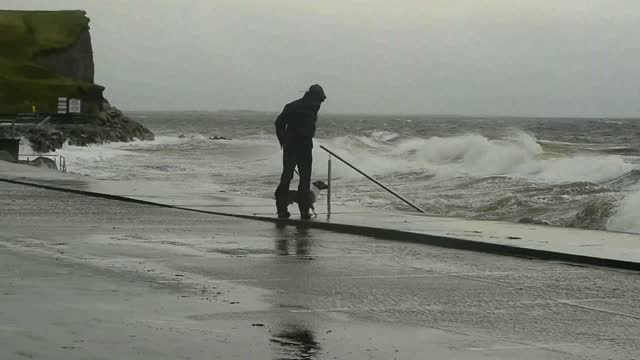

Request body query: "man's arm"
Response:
[274, 104, 290, 148]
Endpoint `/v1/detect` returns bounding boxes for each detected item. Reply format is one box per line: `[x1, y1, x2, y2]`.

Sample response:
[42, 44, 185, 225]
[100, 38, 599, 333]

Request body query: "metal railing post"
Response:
[327, 154, 332, 218]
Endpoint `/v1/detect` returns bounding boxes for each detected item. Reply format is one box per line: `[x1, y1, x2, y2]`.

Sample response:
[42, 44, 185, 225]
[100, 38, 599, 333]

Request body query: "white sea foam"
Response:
[46, 135, 207, 175]
[607, 186, 640, 233]
[36, 130, 637, 189]
[317, 131, 635, 184]
[49, 141, 144, 179]
[370, 130, 401, 142]
[112, 135, 209, 149]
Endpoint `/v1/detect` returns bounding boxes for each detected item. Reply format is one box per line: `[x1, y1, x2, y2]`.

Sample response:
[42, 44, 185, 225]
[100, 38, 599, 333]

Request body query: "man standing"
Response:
[274, 84, 327, 219]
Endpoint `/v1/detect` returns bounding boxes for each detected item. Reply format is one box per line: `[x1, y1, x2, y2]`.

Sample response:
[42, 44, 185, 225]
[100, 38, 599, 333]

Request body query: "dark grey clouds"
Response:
[5, 1, 640, 116]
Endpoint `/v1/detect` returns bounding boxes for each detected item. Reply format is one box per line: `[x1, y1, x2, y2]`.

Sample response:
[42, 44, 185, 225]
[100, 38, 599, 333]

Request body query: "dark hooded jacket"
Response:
[275, 93, 322, 147]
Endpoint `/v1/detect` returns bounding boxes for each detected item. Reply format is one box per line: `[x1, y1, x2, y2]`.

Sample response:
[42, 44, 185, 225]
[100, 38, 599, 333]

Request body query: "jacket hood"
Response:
[304, 84, 326, 101]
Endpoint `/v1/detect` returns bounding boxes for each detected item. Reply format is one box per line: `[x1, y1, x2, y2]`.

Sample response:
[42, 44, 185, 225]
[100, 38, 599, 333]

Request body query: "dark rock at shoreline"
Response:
[20, 156, 58, 170]
[27, 128, 67, 153]
[209, 136, 231, 140]
[0, 107, 154, 153]
[64, 107, 155, 146]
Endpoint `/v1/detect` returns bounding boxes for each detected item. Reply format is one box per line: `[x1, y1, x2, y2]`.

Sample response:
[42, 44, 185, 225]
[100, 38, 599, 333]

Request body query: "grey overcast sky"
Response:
[4, 1, 640, 117]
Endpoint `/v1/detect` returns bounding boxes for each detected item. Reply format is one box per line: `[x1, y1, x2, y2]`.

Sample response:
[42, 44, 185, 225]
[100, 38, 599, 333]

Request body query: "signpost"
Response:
[57, 97, 68, 114]
[69, 99, 82, 113]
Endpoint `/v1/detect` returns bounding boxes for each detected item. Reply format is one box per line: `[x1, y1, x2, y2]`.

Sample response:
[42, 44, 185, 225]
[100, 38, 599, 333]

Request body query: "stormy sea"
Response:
[47, 111, 640, 234]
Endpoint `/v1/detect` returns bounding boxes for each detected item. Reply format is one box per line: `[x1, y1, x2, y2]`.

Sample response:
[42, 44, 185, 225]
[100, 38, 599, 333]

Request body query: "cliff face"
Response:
[0, 10, 103, 113]
[34, 29, 95, 84]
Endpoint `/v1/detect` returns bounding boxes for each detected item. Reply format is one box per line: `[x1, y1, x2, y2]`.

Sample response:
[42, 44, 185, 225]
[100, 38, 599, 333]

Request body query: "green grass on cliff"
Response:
[0, 58, 100, 113]
[0, 10, 100, 113]
[0, 10, 89, 60]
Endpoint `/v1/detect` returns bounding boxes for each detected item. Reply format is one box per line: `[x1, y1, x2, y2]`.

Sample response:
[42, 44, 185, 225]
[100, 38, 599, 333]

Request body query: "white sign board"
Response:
[57, 97, 67, 114]
[69, 98, 82, 113]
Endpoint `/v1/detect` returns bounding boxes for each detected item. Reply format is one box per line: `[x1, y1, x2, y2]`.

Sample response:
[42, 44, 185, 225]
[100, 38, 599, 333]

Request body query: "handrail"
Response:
[319, 145, 427, 214]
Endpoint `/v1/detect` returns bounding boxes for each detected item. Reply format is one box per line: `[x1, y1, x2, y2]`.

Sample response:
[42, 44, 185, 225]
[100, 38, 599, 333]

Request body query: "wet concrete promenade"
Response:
[1, 167, 640, 358]
[2, 161, 640, 269]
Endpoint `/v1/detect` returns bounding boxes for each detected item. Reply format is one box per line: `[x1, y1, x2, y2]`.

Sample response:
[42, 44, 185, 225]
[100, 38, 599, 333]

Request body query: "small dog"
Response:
[286, 180, 329, 216]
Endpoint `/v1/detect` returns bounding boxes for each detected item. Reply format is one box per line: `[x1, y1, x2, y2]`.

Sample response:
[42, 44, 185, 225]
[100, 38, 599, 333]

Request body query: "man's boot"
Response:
[275, 187, 290, 219]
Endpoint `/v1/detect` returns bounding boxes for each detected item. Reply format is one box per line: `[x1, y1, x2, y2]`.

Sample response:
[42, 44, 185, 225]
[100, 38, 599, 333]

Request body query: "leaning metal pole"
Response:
[327, 154, 332, 218]
[319, 145, 427, 214]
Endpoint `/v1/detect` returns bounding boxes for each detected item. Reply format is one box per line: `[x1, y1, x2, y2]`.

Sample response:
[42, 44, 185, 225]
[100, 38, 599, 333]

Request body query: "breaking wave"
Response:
[315, 130, 640, 232]
[608, 187, 640, 233]
[30, 127, 640, 234]
[320, 131, 635, 184]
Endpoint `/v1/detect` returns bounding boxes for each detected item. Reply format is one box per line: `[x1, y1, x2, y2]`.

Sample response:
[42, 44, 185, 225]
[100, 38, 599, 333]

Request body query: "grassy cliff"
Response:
[0, 10, 104, 113]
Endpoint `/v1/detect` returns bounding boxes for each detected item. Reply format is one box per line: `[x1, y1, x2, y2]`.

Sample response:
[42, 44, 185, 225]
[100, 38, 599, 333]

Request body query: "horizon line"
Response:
[122, 108, 640, 120]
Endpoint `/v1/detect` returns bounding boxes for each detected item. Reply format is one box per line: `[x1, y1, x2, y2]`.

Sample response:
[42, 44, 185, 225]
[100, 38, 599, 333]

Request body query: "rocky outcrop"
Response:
[33, 29, 95, 84]
[27, 128, 66, 153]
[19, 156, 58, 170]
[0, 107, 155, 153]
[61, 108, 155, 147]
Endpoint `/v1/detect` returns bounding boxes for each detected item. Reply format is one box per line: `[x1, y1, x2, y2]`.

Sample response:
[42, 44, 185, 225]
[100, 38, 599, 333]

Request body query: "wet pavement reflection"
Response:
[271, 224, 320, 359]
[275, 223, 312, 257]
[271, 325, 319, 360]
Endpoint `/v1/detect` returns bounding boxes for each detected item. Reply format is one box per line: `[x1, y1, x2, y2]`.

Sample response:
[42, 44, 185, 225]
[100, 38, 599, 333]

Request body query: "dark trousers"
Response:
[275, 140, 313, 214]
